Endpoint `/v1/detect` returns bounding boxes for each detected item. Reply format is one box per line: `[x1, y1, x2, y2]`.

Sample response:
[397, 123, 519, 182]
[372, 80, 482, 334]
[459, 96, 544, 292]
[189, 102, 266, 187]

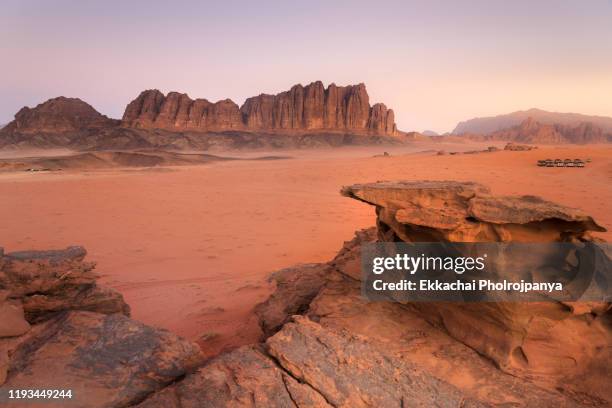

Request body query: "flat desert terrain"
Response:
[1, 142, 610, 356]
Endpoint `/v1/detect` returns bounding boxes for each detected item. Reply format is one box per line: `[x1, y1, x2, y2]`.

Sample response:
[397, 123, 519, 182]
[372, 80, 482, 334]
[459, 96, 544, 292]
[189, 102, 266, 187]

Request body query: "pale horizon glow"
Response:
[1, 0, 611, 133]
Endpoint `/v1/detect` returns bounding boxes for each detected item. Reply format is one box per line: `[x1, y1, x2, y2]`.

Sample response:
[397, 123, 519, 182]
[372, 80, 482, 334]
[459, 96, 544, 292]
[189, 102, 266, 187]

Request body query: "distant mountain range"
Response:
[460, 117, 611, 144]
[453, 108, 612, 135]
[3, 93, 612, 150]
[0, 82, 401, 150]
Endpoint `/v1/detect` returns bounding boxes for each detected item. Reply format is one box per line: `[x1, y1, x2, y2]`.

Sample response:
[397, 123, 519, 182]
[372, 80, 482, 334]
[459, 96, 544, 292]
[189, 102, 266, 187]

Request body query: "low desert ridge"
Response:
[0, 142, 610, 355]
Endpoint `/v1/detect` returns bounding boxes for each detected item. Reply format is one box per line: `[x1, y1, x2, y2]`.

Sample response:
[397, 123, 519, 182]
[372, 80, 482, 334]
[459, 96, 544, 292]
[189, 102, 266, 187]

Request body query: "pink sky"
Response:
[1, 0, 611, 133]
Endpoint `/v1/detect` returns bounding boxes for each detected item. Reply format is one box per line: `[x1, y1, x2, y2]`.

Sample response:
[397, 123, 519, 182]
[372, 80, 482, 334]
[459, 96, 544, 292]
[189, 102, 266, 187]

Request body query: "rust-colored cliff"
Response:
[121, 81, 397, 135]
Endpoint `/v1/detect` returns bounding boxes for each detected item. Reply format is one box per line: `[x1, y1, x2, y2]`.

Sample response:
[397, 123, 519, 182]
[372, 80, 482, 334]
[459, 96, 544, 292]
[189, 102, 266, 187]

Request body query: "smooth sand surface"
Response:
[1, 142, 610, 356]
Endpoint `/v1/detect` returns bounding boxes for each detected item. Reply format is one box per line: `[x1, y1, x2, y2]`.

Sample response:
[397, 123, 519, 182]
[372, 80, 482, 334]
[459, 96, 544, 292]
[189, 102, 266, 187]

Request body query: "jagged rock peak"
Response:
[121, 89, 243, 131]
[121, 81, 397, 135]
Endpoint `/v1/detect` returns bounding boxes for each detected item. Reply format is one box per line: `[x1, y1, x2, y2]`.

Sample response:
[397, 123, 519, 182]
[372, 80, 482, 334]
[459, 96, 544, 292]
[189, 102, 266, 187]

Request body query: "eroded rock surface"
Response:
[341, 180, 605, 242]
[136, 344, 331, 408]
[137, 316, 486, 408]
[227, 181, 609, 407]
[0, 247, 202, 408]
[254, 263, 332, 338]
[2, 97, 118, 134]
[0, 246, 130, 322]
[123, 82, 397, 136]
[1, 82, 399, 150]
[0, 311, 201, 408]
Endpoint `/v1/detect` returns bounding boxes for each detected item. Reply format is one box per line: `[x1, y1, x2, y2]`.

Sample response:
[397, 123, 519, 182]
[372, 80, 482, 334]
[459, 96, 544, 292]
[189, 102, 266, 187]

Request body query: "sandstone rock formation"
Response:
[122, 81, 397, 136]
[2, 97, 118, 134]
[0, 246, 130, 322]
[122, 90, 243, 131]
[341, 180, 605, 242]
[137, 181, 610, 407]
[1, 82, 400, 150]
[0, 247, 202, 408]
[244, 181, 611, 407]
[137, 315, 486, 408]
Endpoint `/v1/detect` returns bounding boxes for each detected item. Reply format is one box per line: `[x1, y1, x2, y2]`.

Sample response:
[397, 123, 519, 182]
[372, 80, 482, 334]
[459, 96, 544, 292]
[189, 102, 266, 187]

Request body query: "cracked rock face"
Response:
[265, 316, 486, 408]
[137, 316, 485, 408]
[0, 311, 202, 408]
[0, 247, 202, 408]
[0, 246, 130, 322]
[135, 344, 331, 408]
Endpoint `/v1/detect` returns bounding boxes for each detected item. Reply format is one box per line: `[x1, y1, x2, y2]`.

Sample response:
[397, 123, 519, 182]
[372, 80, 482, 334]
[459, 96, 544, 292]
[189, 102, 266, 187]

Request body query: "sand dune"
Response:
[0, 150, 289, 172]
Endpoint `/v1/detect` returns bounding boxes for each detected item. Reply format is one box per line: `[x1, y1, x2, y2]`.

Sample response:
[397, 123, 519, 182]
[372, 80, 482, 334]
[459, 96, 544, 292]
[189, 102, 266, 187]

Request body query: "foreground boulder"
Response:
[249, 181, 610, 407]
[0, 246, 130, 322]
[341, 180, 604, 242]
[136, 343, 332, 408]
[137, 316, 486, 408]
[0, 311, 201, 407]
[0, 247, 202, 408]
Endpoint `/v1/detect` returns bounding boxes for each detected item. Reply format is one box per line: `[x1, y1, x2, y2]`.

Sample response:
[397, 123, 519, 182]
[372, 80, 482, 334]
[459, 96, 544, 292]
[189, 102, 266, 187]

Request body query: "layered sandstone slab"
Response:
[0, 311, 201, 408]
[247, 181, 611, 406]
[339, 181, 611, 403]
[122, 81, 397, 135]
[0, 247, 202, 408]
[0, 246, 130, 322]
[341, 180, 605, 242]
[137, 316, 485, 408]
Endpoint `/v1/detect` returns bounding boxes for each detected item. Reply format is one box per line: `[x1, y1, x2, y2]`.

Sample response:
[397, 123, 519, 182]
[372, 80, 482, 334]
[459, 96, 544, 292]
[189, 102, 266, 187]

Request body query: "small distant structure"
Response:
[25, 168, 52, 172]
[504, 142, 536, 151]
[537, 158, 585, 168]
[373, 151, 391, 158]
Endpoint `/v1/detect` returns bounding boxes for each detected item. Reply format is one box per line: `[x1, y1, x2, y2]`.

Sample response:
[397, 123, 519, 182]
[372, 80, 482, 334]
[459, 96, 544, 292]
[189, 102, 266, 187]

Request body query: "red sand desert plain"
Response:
[0, 142, 610, 355]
